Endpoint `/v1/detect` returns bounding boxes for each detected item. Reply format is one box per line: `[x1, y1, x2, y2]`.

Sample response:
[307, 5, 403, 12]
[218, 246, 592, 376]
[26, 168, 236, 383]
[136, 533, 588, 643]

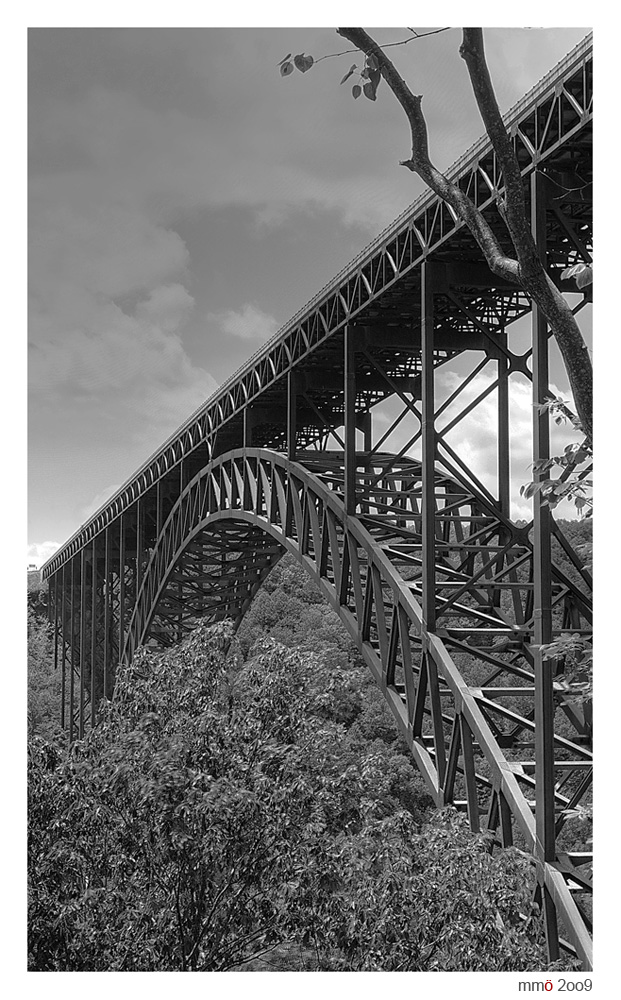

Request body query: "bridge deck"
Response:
[40, 35, 593, 969]
[42, 34, 592, 579]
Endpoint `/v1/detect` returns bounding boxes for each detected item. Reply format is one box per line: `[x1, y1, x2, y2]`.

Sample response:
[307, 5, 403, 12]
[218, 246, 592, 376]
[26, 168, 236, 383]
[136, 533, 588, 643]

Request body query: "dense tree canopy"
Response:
[27, 584, 63, 745]
[29, 586, 576, 971]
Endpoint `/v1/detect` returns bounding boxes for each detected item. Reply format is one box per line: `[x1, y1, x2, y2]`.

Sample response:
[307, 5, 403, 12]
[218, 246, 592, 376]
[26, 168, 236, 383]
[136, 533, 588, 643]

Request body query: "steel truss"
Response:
[119, 446, 592, 966]
[43, 36, 593, 968]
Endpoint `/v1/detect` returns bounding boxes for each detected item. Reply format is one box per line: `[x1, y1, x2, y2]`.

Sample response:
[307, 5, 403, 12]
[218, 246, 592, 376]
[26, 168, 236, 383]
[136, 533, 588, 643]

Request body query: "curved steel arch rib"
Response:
[123, 447, 592, 967]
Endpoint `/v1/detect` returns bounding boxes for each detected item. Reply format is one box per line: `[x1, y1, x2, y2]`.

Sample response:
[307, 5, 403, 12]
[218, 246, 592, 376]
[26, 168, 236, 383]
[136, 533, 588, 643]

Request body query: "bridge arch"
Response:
[124, 449, 448, 740]
[41, 39, 594, 966]
[122, 447, 592, 967]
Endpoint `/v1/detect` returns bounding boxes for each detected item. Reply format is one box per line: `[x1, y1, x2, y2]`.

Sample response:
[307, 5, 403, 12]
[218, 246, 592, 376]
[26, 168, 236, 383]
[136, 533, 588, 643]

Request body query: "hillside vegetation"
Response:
[28, 535, 588, 971]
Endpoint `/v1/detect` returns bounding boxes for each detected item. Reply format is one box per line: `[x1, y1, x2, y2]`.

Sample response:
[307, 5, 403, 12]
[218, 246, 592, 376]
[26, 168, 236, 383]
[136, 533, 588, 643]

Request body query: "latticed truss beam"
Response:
[43, 37, 593, 969]
[109, 448, 590, 964]
[42, 37, 592, 575]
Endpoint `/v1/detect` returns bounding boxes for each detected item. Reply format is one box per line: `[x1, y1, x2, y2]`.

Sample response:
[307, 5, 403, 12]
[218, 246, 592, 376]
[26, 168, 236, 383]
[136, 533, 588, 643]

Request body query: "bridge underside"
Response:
[42, 39, 593, 968]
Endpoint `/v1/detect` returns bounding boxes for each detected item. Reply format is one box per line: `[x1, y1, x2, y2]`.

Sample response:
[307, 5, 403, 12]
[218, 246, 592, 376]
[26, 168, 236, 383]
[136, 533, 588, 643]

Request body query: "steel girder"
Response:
[117, 447, 592, 967]
[41, 35, 592, 578]
[41, 34, 593, 969]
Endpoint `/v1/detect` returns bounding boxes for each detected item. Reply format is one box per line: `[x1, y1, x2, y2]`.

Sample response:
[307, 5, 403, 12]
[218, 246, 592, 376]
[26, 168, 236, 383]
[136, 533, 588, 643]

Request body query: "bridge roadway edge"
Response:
[40, 33, 592, 579]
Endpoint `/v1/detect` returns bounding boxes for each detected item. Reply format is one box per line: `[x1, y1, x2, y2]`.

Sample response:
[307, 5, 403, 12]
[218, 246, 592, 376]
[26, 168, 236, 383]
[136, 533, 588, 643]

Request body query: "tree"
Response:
[28, 604, 63, 744]
[29, 621, 571, 971]
[281, 28, 592, 442]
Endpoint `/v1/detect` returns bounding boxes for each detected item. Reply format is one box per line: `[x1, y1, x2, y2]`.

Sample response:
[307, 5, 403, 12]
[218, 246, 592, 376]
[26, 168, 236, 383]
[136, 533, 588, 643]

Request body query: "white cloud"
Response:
[30, 271, 217, 427]
[136, 284, 194, 332]
[29, 93, 221, 457]
[437, 371, 583, 520]
[29, 77, 417, 239]
[27, 541, 60, 569]
[368, 370, 585, 522]
[210, 303, 280, 342]
[29, 190, 190, 301]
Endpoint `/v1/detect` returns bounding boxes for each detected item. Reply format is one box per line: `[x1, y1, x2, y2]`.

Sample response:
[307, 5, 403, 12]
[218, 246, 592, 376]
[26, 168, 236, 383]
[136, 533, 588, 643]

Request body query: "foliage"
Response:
[518, 396, 593, 716]
[237, 556, 362, 669]
[339, 52, 382, 101]
[561, 262, 593, 289]
[27, 579, 48, 616]
[542, 632, 593, 706]
[28, 606, 63, 745]
[552, 518, 593, 580]
[520, 396, 592, 518]
[29, 619, 560, 971]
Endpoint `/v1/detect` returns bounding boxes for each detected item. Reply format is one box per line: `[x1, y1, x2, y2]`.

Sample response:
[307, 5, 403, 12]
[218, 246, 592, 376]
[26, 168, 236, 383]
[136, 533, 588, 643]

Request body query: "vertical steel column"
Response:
[421, 261, 446, 787]
[344, 325, 356, 515]
[79, 547, 87, 739]
[103, 525, 110, 699]
[177, 462, 184, 644]
[497, 329, 511, 519]
[531, 170, 559, 960]
[287, 371, 297, 462]
[243, 407, 253, 448]
[359, 411, 372, 453]
[359, 412, 372, 514]
[156, 480, 163, 538]
[119, 513, 126, 661]
[285, 373, 297, 537]
[60, 565, 66, 731]
[421, 262, 437, 632]
[69, 557, 76, 744]
[90, 537, 97, 727]
[136, 498, 144, 593]
[52, 572, 59, 674]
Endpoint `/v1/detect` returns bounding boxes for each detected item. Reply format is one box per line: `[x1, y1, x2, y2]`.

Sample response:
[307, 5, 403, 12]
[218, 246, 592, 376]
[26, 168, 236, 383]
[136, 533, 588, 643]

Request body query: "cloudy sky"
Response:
[28, 23, 592, 567]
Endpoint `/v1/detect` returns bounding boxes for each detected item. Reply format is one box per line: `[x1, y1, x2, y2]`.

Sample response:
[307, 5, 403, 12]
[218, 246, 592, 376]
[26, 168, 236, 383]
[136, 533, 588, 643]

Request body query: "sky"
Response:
[27, 23, 593, 567]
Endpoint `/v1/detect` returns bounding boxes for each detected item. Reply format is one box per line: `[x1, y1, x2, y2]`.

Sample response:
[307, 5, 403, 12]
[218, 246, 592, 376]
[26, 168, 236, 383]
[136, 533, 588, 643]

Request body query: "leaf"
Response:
[278, 53, 292, 65]
[280, 61, 294, 77]
[561, 262, 593, 288]
[293, 53, 314, 73]
[575, 265, 593, 288]
[532, 458, 555, 473]
[352, 84, 361, 99]
[363, 81, 377, 101]
[366, 53, 380, 71]
[340, 64, 357, 85]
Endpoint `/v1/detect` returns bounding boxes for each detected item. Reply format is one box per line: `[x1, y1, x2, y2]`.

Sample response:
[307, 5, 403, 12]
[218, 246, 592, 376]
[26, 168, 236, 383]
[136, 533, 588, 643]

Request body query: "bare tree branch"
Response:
[313, 27, 451, 64]
[337, 29, 518, 281]
[336, 27, 592, 442]
[460, 29, 592, 440]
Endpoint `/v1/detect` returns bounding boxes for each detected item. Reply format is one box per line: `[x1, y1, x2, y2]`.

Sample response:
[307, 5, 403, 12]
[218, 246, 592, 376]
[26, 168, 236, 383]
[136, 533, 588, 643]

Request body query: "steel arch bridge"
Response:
[42, 36, 593, 968]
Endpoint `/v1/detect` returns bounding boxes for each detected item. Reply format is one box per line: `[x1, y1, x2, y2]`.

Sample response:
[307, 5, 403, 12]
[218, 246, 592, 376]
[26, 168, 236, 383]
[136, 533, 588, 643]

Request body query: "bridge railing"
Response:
[42, 33, 592, 578]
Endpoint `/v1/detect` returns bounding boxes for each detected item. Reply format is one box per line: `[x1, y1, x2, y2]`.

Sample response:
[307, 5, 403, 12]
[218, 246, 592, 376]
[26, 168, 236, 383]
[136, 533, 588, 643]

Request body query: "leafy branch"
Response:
[278, 27, 451, 77]
[520, 396, 592, 517]
[542, 632, 593, 706]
